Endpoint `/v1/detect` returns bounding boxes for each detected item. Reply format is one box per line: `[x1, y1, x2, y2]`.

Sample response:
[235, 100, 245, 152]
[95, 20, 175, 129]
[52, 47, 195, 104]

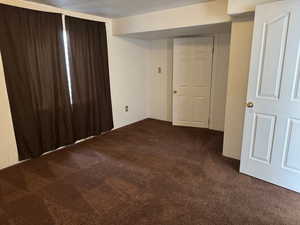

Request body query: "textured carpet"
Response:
[0, 119, 300, 225]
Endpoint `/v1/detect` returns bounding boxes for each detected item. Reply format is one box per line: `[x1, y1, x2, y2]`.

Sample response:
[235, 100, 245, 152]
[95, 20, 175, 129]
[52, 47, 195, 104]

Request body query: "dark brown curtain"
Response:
[0, 4, 74, 160]
[65, 16, 113, 140]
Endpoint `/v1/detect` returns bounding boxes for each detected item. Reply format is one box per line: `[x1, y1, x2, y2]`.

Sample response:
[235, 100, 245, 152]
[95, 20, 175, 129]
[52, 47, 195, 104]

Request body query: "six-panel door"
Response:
[240, 0, 300, 193]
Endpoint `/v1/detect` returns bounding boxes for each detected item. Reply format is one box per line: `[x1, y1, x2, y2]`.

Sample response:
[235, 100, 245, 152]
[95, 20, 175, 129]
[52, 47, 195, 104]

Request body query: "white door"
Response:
[173, 37, 213, 128]
[240, 0, 300, 193]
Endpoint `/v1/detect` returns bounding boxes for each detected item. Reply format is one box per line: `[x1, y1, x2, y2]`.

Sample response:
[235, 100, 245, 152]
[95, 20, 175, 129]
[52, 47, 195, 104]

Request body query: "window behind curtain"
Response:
[65, 16, 113, 141]
[0, 4, 74, 160]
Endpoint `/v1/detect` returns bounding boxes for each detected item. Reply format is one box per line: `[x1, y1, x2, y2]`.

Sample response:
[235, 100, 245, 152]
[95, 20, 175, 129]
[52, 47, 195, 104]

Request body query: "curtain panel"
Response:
[65, 16, 113, 141]
[0, 4, 74, 160]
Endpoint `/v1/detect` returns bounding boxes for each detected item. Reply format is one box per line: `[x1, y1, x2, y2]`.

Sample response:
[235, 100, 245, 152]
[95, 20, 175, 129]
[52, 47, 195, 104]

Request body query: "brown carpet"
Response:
[0, 119, 300, 225]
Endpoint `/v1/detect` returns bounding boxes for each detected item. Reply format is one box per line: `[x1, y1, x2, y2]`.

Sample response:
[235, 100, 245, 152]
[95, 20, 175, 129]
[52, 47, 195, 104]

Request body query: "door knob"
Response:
[247, 102, 254, 108]
[173, 90, 178, 94]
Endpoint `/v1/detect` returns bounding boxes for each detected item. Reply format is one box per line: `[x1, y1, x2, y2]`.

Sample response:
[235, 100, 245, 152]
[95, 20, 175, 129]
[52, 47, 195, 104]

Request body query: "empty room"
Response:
[0, 0, 300, 224]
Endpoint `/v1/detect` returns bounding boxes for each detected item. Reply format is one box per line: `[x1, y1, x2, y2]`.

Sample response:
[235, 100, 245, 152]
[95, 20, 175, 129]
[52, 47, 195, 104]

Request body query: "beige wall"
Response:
[0, 0, 150, 169]
[223, 17, 254, 160]
[0, 53, 18, 169]
[227, 0, 278, 15]
[146, 39, 173, 122]
[112, 0, 230, 36]
[210, 33, 231, 131]
[146, 33, 230, 131]
[107, 26, 149, 128]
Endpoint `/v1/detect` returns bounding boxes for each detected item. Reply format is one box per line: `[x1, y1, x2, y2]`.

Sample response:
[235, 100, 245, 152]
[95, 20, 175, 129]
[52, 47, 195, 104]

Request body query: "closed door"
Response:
[173, 37, 213, 128]
[240, 0, 300, 193]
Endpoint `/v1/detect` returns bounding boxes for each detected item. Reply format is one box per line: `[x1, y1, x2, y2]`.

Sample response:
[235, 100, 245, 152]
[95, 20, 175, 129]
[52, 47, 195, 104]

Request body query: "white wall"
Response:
[112, 0, 230, 35]
[146, 34, 230, 131]
[146, 39, 173, 122]
[223, 17, 254, 160]
[0, 0, 150, 169]
[107, 23, 149, 128]
[227, 0, 278, 15]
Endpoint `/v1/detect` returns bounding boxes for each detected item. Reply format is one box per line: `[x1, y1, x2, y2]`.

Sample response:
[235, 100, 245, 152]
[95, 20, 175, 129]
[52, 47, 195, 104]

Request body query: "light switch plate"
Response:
[158, 67, 162, 74]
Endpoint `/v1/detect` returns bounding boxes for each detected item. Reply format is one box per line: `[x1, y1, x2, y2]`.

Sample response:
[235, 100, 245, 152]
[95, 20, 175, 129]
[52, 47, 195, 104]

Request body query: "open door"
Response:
[172, 37, 213, 128]
[240, 0, 300, 193]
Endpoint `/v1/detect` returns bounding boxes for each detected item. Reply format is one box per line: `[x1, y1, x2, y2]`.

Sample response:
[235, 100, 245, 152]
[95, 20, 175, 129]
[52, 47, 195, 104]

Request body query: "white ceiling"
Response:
[26, 0, 212, 18]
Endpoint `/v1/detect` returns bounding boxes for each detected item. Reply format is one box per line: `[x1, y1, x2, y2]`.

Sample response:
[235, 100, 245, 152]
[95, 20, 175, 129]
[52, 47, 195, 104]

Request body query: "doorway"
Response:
[146, 33, 231, 132]
[172, 37, 213, 128]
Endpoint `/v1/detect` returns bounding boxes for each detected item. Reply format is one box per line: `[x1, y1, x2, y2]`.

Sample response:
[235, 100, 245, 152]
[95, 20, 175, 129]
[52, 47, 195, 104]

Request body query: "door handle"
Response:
[173, 90, 178, 94]
[247, 102, 254, 108]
